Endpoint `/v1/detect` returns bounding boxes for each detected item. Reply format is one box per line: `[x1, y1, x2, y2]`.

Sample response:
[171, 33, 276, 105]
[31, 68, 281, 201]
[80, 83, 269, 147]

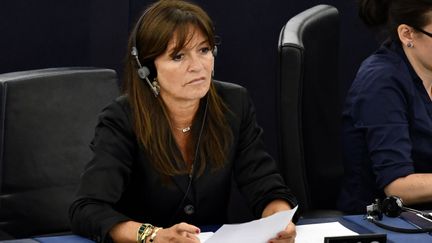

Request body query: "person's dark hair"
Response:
[123, 0, 232, 178]
[358, 0, 432, 41]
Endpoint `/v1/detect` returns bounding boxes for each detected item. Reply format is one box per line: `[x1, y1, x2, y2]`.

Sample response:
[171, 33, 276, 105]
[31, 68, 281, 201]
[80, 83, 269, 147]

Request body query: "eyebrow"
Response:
[167, 39, 210, 57]
[196, 39, 210, 46]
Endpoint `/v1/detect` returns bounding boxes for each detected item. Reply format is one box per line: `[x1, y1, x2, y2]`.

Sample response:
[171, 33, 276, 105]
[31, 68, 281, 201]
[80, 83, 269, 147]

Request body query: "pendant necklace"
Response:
[175, 125, 191, 133]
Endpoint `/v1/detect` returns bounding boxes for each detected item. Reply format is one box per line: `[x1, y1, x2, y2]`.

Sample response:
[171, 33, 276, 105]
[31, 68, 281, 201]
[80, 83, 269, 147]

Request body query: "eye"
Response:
[172, 53, 184, 61]
[200, 47, 210, 54]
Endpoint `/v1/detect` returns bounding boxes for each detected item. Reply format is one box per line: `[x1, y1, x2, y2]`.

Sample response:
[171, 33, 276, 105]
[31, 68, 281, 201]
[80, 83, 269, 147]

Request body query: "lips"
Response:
[185, 77, 206, 85]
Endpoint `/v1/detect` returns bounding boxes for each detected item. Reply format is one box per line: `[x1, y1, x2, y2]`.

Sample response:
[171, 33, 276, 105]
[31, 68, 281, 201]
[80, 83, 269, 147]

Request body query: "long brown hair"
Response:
[123, 0, 233, 177]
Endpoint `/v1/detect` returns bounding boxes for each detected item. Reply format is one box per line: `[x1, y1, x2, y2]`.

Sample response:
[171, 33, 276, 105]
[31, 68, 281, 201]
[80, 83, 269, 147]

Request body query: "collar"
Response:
[386, 40, 423, 87]
[386, 40, 432, 105]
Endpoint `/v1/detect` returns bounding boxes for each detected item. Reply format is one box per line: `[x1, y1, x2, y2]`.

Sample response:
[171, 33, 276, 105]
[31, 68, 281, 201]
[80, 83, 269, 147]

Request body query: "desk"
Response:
[2, 215, 432, 242]
[343, 215, 432, 243]
[34, 235, 94, 243]
[298, 215, 432, 243]
[0, 235, 93, 243]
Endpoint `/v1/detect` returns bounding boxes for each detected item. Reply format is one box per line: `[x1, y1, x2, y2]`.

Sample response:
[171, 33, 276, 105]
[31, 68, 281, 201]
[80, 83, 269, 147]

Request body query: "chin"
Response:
[190, 86, 210, 100]
[193, 90, 210, 100]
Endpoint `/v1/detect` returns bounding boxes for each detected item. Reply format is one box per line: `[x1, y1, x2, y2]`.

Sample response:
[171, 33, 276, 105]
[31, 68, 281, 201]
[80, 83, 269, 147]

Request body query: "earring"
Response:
[407, 42, 414, 48]
[152, 77, 160, 94]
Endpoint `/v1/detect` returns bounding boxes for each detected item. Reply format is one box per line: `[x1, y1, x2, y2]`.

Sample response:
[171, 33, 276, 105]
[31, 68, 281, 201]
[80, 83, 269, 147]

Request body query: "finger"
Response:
[268, 232, 295, 243]
[268, 222, 296, 243]
[275, 230, 295, 239]
[179, 233, 200, 243]
[268, 236, 295, 243]
[185, 232, 200, 241]
[284, 222, 296, 237]
[175, 222, 201, 234]
[267, 232, 290, 241]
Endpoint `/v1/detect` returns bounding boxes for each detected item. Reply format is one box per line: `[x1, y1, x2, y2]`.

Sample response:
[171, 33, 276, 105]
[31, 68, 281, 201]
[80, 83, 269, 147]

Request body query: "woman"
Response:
[338, 0, 432, 214]
[69, 0, 297, 242]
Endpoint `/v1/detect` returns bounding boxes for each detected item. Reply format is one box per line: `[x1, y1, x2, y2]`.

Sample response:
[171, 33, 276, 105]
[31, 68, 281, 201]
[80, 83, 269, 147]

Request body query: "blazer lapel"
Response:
[171, 174, 195, 202]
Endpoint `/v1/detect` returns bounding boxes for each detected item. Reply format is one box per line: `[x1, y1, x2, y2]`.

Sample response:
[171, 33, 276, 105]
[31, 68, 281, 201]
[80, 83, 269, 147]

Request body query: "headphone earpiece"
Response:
[381, 196, 404, 217]
[137, 66, 150, 80]
[212, 46, 218, 57]
[366, 196, 404, 219]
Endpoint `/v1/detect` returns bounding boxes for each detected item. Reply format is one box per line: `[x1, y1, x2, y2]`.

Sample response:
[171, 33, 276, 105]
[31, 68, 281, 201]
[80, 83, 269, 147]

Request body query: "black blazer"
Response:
[69, 81, 297, 242]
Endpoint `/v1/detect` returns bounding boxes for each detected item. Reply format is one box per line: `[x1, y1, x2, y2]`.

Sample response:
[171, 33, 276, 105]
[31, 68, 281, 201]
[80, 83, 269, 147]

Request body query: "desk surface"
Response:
[2, 215, 432, 243]
[343, 215, 432, 243]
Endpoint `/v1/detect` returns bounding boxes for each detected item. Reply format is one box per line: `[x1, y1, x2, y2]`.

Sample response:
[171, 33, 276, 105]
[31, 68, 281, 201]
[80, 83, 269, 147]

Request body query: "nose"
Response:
[187, 53, 205, 72]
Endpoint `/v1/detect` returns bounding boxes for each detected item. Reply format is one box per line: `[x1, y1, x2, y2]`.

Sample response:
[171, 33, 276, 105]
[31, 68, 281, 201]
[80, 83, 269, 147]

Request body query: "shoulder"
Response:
[213, 80, 247, 95]
[211, 80, 256, 125]
[347, 46, 415, 106]
[354, 44, 411, 91]
[98, 95, 133, 129]
[212, 80, 249, 106]
[100, 95, 130, 115]
[344, 45, 415, 123]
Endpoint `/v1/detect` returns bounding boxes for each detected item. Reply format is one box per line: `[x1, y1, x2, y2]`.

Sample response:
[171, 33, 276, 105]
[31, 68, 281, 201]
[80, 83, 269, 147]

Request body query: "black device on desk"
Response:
[366, 196, 432, 233]
[324, 233, 387, 243]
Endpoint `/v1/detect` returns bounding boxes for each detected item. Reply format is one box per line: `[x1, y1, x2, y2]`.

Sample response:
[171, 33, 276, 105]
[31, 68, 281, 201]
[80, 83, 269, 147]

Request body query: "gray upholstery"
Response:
[0, 67, 120, 239]
[277, 5, 343, 216]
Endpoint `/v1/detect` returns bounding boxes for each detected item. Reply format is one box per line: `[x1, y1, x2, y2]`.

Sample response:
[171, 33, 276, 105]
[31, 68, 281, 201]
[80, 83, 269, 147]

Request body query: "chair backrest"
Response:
[0, 67, 120, 238]
[277, 5, 343, 214]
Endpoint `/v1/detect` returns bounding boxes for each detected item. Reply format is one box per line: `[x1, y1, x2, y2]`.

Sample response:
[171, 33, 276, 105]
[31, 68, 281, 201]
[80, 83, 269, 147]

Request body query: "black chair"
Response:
[0, 67, 120, 239]
[277, 5, 343, 217]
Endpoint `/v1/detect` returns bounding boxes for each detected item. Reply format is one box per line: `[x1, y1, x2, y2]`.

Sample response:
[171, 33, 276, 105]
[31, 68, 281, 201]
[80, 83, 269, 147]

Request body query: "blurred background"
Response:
[0, 0, 379, 163]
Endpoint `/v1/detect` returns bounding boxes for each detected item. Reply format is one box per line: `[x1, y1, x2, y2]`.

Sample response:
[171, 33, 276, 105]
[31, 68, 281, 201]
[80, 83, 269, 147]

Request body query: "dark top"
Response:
[69, 80, 297, 242]
[338, 40, 432, 214]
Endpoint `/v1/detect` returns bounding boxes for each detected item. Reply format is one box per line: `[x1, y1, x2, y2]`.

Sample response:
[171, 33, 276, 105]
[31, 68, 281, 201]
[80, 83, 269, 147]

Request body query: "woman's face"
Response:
[154, 26, 214, 106]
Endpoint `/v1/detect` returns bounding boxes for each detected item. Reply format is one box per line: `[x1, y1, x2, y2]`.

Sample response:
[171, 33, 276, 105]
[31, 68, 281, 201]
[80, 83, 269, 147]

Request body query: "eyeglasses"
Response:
[412, 26, 432, 38]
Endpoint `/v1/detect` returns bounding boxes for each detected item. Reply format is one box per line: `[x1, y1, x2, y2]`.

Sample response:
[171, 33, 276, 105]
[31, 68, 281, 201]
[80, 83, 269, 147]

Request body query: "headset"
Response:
[366, 196, 432, 233]
[130, 11, 218, 97]
[168, 96, 209, 225]
[130, 10, 160, 97]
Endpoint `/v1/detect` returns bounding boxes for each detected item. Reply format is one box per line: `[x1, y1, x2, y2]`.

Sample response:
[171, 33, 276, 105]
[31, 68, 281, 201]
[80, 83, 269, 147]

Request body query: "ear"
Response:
[397, 24, 415, 47]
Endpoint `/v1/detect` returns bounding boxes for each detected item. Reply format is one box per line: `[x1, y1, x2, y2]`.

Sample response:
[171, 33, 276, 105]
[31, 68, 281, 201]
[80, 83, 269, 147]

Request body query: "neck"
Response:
[164, 99, 200, 129]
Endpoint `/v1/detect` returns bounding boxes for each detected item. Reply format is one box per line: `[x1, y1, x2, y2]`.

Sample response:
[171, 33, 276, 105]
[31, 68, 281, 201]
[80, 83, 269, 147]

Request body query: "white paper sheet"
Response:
[198, 232, 214, 242]
[203, 206, 297, 243]
[295, 222, 358, 243]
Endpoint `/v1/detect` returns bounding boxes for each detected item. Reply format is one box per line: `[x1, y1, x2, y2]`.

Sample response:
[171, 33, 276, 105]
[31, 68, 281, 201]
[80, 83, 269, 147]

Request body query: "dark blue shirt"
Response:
[338, 40, 432, 214]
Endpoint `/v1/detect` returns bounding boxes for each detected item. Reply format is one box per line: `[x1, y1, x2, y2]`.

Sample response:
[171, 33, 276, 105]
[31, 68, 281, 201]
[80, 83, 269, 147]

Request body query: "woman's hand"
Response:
[262, 199, 296, 243]
[267, 221, 296, 243]
[151, 222, 200, 243]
